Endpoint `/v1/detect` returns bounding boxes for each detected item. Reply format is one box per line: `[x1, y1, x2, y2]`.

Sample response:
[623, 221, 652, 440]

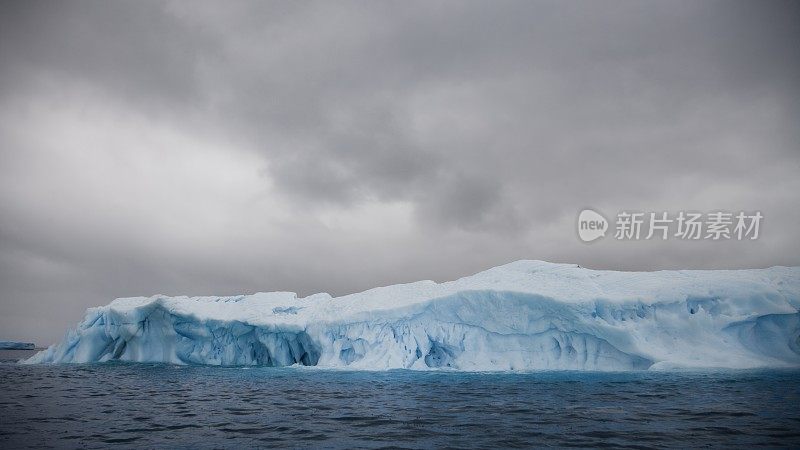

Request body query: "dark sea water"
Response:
[1, 350, 799, 449]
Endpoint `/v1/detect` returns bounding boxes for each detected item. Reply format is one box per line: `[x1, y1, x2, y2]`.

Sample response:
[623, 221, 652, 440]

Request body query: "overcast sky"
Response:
[1, 0, 798, 344]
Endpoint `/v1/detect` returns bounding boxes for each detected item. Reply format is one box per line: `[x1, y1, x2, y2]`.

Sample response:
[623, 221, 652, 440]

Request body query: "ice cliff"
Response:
[25, 261, 800, 371]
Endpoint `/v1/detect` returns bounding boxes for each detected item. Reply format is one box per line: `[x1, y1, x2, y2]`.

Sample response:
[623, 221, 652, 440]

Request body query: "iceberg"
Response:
[25, 261, 800, 371]
[0, 341, 35, 350]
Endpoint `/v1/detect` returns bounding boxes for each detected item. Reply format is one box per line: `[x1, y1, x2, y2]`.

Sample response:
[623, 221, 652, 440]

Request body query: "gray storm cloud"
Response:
[0, 0, 798, 344]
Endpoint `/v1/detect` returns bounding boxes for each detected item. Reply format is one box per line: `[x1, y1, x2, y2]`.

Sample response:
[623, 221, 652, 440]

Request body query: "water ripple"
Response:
[1, 360, 799, 448]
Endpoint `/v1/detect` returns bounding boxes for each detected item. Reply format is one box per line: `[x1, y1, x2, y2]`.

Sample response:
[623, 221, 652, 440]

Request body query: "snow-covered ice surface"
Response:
[25, 261, 800, 371]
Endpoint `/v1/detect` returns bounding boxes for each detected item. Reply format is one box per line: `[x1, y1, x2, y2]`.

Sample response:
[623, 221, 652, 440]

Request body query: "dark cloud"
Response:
[0, 0, 798, 344]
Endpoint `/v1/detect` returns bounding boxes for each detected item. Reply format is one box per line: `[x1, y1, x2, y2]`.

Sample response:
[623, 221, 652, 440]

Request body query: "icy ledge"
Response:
[25, 261, 800, 371]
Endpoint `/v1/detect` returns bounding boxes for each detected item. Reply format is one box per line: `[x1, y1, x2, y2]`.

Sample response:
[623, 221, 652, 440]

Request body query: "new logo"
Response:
[577, 209, 608, 242]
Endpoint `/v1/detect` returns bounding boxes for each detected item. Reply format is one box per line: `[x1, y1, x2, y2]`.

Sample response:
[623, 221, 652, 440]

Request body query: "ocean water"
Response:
[1, 351, 799, 449]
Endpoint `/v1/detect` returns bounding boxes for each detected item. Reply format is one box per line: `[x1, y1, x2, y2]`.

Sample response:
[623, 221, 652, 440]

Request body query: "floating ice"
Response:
[0, 341, 35, 350]
[25, 261, 800, 371]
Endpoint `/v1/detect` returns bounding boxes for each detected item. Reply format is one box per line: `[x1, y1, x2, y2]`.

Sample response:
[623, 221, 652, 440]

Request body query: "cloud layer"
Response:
[1, 0, 798, 343]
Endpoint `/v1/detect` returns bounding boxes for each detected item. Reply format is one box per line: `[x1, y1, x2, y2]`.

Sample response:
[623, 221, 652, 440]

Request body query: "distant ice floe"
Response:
[0, 341, 35, 350]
